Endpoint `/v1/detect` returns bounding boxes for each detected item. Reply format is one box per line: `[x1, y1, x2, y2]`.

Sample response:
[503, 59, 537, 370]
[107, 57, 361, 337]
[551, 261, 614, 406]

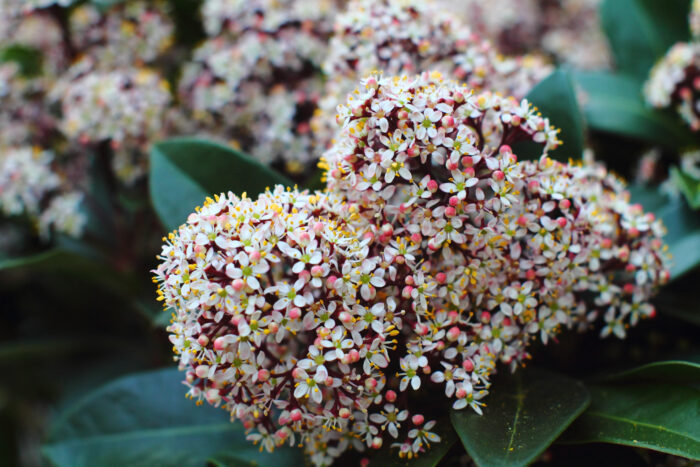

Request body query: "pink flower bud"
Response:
[288, 306, 303, 320]
[517, 215, 528, 227]
[445, 206, 456, 217]
[386, 390, 397, 402]
[214, 336, 227, 351]
[339, 408, 351, 419]
[298, 270, 311, 281]
[290, 409, 302, 422]
[559, 199, 571, 210]
[412, 414, 424, 425]
[411, 232, 422, 243]
[463, 359, 474, 372]
[449, 196, 459, 207]
[197, 335, 209, 347]
[371, 437, 383, 449]
[257, 369, 270, 382]
[407, 145, 420, 157]
[436, 272, 447, 284]
[402, 285, 413, 298]
[493, 170, 505, 181]
[557, 217, 567, 228]
[456, 387, 467, 399]
[232, 279, 245, 291]
[441, 116, 455, 128]
[427, 179, 438, 192]
[526, 269, 536, 281]
[480, 311, 491, 323]
[339, 311, 353, 324]
[447, 326, 461, 341]
[462, 156, 474, 167]
[349, 349, 360, 362]
[249, 250, 261, 262]
[195, 365, 209, 379]
[623, 283, 635, 294]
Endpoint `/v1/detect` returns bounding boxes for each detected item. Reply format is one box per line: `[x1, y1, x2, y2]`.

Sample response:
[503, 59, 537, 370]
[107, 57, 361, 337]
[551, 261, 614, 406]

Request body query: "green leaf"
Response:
[43, 368, 303, 467]
[207, 446, 304, 467]
[574, 72, 696, 148]
[629, 184, 700, 279]
[517, 70, 585, 161]
[450, 368, 590, 467]
[150, 137, 292, 232]
[597, 357, 700, 384]
[560, 383, 700, 459]
[368, 419, 457, 467]
[672, 167, 700, 210]
[600, 0, 692, 79]
[0, 44, 43, 77]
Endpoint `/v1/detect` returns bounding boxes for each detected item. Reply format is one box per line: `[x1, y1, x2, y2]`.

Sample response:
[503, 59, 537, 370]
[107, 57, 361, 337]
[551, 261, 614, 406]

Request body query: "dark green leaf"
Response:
[0, 44, 43, 77]
[600, 0, 692, 78]
[207, 446, 304, 467]
[368, 419, 457, 467]
[654, 293, 700, 326]
[560, 383, 700, 459]
[599, 358, 700, 384]
[149, 137, 292, 232]
[517, 70, 585, 161]
[574, 72, 696, 148]
[450, 368, 590, 467]
[43, 368, 302, 467]
[671, 167, 700, 210]
[629, 185, 700, 279]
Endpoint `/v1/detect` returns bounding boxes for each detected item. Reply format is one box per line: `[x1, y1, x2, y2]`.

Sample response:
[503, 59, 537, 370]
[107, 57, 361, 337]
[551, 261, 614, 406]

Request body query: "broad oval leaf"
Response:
[560, 383, 700, 459]
[149, 137, 292, 232]
[671, 167, 700, 210]
[43, 368, 304, 467]
[450, 368, 590, 467]
[629, 184, 700, 279]
[368, 419, 457, 467]
[574, 72, 696, 148]
[600, 0, 692, 79]
[516, 70, 584, 162]
[599, 358, 700, 384]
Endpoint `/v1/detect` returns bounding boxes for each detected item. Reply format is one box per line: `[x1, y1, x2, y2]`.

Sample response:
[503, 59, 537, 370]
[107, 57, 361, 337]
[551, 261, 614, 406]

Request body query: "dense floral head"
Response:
[69, 1, 174, 67]
[201, 0, 338, 38]
[323, 71, 560, 217]
[0, 146, 85, 238]
[451, 0, 611, 70]
[178, 10, 331, 172]
[157, 73, 670, 465]
[645, 42, 700, 131]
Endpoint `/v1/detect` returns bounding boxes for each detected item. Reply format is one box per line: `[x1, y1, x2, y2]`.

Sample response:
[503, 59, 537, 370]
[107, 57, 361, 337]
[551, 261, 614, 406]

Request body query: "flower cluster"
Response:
[314, 0, 552, 153]
[157, 73, 670, 465]
[51, 63, 172, 184]
[452, 0, 611, 70]
[645, 42, 700, 131]
[179, 0, 338, 173]
[69, 1, 174, 67]
[0, 146, 85, 238]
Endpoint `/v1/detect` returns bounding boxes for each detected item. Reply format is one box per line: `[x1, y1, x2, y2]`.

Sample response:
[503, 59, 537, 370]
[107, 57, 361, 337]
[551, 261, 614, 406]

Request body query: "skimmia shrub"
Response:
[4, 1, 700, 466]
[155, 73, 670, 465]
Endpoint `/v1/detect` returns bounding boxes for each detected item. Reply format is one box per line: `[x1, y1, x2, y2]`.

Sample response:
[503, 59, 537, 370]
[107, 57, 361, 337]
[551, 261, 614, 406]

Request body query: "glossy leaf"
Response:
[450, 369, 590, 467]
[43, 368, 302, 467]
[561, 383, 700, 459]
[517, 70, 584, 161]
[599, 358, 700, 384]
[150, 137, 292, 232]
[629, 185, 700, 279]
[368, 419, 457, 467]
[574, 72, 696, 148]
[672, 167, 700, 210]
[600, 0, 692, 78]
[0, 44, 43, 77]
